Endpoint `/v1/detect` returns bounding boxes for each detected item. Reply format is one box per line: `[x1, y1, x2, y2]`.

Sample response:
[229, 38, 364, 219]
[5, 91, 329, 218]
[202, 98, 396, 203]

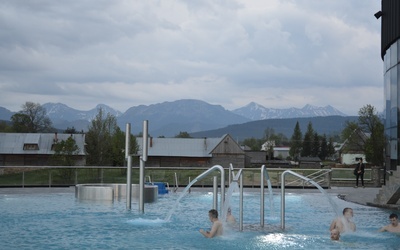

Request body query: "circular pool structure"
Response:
[75, 183, 158, 203]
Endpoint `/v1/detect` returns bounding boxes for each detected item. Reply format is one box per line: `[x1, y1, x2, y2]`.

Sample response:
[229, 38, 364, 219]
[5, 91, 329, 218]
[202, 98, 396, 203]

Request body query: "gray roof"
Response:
[0, 133, 86, 155]
[136, 137, 224, 157]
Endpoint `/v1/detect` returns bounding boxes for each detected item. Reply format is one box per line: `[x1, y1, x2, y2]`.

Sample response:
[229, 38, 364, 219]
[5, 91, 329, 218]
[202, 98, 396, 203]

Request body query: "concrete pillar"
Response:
[371, 166, 382, 187]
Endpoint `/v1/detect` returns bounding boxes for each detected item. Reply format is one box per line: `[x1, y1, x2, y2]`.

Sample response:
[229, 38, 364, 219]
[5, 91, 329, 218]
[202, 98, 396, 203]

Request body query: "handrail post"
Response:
[188, 177, 191, 193]
[213, 176, 218, 210]
[239, 172, 243, 231]
[260, 165, 265, 227]
[281, 170, 286, 230]
[125, 123, 132, 210]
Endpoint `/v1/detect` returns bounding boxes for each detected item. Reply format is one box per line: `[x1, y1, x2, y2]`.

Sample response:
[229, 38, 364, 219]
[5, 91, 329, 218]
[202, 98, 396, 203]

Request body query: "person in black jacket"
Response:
[354, 158, 365, 188]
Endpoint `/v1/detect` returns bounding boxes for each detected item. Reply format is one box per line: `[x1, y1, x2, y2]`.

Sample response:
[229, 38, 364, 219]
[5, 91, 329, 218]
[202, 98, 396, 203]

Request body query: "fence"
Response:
[0, 166, 385, 188]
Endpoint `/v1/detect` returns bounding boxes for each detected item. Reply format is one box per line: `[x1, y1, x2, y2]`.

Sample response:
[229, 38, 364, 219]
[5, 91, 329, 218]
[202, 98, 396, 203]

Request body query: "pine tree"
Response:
[289, 121, 302, 160]
[301, 122, 314, 157]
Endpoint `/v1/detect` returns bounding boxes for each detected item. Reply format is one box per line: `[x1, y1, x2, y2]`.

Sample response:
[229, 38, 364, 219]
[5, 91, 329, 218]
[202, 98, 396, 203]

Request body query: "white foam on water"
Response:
[127, 217, 167, 226]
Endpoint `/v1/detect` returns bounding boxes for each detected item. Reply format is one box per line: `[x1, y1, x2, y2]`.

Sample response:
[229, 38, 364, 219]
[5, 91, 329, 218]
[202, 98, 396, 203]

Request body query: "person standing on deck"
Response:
[354, 158, 365, 188]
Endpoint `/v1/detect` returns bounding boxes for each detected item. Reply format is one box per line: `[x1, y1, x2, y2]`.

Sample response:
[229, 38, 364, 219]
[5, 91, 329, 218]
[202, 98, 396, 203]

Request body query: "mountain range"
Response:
[232, 102, 346, 120]
[0, 99, 351, 137]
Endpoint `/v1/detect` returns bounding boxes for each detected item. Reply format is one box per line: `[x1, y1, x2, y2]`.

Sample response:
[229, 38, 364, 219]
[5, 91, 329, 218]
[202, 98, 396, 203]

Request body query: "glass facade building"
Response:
[384, 40, 400, 170]
[381, 0, 400, 170]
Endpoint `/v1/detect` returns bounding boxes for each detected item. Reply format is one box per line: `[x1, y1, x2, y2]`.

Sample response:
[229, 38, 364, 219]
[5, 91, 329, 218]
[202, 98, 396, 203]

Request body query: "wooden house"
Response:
[0, 133, 86, 167]
[135, 134, 245, 168]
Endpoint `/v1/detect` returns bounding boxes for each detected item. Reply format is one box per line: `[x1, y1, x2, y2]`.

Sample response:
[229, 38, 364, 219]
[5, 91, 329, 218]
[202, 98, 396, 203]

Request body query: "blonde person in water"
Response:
[330, 207, 356, 233]
[226, 207, 236, 225]
[330, 229, 340, 241]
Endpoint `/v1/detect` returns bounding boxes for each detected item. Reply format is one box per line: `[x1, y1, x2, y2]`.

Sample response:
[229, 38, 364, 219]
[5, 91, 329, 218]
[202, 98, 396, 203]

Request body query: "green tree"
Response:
[301, 122, 314, 157]
[111, 126, 137, 166]
[319, 134, 328, 160]
[264, 128, 276, 159]
[51, 137, 80, 181]
[341, 121, 361, 147]
[264, 128, 289, 147]
[328, 137, 336, 158]
[64, 126, 80, 134]
[11, 113, 32, 132]
[0, 121, 12, 132]
[358, 105, 385, 166]
[175, 131, 191, 138]
[51, 137, 80, 166]
[242, 137, 263, 151]
[85, 108, 137, 166]
[340, 105, 385, 166]
[312, 132, 320, 157]
[289, 121, 302, 160]
[11, 102, 54, 133]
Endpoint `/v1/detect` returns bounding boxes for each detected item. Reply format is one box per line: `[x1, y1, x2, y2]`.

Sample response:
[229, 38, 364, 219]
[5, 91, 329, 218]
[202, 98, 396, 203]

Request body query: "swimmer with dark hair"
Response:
[199, 209, 223, 238]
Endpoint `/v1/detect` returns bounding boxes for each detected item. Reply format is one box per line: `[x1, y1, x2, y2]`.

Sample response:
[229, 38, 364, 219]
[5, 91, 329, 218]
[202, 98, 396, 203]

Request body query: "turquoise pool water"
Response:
[0, 189, 398, 249]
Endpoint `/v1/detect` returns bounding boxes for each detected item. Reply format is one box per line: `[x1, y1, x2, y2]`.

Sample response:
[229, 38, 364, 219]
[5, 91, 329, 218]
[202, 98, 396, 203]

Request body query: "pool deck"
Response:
[0, 186, 393, 209]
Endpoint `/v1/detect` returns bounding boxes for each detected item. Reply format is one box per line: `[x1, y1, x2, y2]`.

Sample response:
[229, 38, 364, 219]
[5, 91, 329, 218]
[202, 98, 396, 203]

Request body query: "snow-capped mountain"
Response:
[232, 102, 347, 120]
[42, 103, 122, 122]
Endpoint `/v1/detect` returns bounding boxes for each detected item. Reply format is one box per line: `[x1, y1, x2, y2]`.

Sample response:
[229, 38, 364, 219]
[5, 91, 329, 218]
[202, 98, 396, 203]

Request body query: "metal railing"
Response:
[0, 165, 382, 188]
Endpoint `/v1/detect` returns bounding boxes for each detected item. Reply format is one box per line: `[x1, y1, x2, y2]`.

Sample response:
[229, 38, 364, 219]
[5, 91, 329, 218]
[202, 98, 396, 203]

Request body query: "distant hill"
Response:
[0, 107, 14, 121]
[0, 100, 350, 137]
[117, 99, 250, 136]
[190, 116, 358, 141]
[232, 102, 347, 120]
[42, 103, 121, 130]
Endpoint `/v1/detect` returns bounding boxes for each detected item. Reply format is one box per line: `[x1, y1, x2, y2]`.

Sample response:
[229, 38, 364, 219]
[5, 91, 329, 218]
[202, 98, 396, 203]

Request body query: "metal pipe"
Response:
[125, 123, 131, 159]
[239, 172, 243, 231]
[125, 123, 132, 210]
[174, 172, 178, 192]
[75, 168, 78, 185]
[139, 120, 148, 213]
[213, 176, 218, 210]
[142, 120, 148, 161]
[139, 157, 144, 213]
[281, 171, 286, 230]
[188, 177, 191, 193]
[126, 156, 132, 210]
[260, 165, 265, 227]
[191, 165, 225, 215]
[281, 169, 328, 230]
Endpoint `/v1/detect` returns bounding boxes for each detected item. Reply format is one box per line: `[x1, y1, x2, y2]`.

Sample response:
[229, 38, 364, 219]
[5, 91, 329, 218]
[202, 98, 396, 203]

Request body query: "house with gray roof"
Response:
[0, 133, 86, 166]
[135, 134, 245, 168]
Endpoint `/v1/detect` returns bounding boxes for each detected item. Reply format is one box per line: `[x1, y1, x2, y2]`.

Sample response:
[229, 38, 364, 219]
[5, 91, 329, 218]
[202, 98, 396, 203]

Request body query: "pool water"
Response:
[0, 189, 398, 250]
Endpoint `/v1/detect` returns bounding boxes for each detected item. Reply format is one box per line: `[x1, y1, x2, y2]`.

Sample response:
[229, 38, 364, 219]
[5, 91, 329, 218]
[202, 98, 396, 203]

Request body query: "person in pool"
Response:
[199, 209, 223, 238]
[330, 207, 356, 233]
[330, 229, 340, 241]
[226, 207, 236, 225]
[379, 213, 400, 233]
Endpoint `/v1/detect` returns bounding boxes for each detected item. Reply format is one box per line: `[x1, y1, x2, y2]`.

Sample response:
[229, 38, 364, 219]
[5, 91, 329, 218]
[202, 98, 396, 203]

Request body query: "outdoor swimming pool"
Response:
[0, 188, 398, 249]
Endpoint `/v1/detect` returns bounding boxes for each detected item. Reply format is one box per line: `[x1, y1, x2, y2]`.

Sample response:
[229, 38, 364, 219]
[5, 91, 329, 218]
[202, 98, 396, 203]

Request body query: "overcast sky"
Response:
[0, 0, 383, 115]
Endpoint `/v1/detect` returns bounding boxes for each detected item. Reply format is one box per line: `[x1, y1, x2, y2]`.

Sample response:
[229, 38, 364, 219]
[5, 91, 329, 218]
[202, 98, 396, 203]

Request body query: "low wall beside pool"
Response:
[75, 183, 158, 203]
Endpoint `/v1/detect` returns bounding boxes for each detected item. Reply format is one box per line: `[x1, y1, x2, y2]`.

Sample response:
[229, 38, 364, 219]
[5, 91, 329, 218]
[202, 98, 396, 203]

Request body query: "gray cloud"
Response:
[0, 0, 382, 115]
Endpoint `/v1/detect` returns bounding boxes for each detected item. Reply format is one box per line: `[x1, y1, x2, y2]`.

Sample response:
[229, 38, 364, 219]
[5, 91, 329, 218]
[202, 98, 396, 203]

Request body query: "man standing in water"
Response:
[199, 209, 223, 238]
[379, 213, 400, 233]
[330, 207, 356, 233]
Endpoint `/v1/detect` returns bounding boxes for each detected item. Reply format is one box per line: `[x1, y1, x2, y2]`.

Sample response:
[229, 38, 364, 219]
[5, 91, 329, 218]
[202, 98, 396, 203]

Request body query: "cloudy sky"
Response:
[0, 0, 383, 115]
